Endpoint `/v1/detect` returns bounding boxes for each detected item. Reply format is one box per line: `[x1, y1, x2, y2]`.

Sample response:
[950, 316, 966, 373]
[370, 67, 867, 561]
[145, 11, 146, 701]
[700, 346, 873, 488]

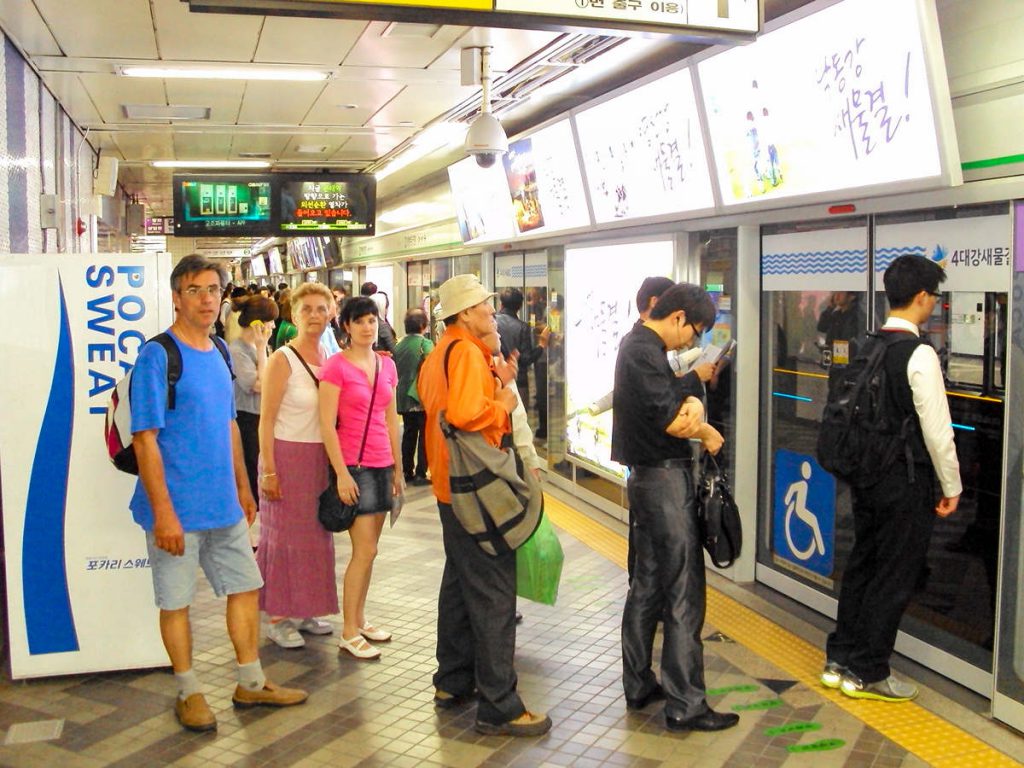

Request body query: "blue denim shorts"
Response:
[349, 465, 394, 515]
[146, 518, 264, 610]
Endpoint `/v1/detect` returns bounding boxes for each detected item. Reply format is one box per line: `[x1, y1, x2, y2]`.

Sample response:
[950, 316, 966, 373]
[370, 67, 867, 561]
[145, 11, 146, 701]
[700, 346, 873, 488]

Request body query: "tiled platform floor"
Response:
[0, 485, 1021, 767]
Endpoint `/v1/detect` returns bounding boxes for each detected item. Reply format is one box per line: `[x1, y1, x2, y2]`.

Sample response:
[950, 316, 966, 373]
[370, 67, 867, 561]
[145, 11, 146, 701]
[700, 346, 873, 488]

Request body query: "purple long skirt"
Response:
[257, 439, 339, 618]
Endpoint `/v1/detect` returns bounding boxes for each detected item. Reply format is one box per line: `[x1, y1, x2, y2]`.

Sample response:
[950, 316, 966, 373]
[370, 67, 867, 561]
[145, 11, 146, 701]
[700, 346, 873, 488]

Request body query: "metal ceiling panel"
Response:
[78, 74, 168, 124]
[152, 0, 262, 61]
[256, 16, 368, 65]
[228, 134, 292, 157]
[37, 73, 104, 126]
[343, 21, 467, 69]
[367, 83, 472, 127]
[331, 133, 410, 160]
[303, 79, 405, 127]
[279, 135, 347, 159]
[173, 132, 235, 158]
[0, 2, 61, 56]
[33, 0, 157, 59]
[165, 80, 246, 124]
[107, 132, 176, 162]
[431, 28, 563, 71]
[237, 80, 327, 125]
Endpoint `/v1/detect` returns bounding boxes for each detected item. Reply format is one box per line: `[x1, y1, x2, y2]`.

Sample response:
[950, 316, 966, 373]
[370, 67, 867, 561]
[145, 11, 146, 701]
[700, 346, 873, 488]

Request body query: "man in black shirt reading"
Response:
[611, 282, 738, 733]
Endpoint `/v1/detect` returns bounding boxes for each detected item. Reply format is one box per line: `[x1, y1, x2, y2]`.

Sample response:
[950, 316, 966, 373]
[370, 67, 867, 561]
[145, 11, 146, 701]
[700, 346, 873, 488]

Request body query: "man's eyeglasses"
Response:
[180, 285, 222, 297]
[928, 291, 942, 299]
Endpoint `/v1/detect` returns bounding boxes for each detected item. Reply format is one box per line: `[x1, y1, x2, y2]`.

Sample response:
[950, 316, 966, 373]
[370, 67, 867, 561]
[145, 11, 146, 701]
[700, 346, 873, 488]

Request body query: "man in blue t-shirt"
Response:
[131, 254, 308, 732]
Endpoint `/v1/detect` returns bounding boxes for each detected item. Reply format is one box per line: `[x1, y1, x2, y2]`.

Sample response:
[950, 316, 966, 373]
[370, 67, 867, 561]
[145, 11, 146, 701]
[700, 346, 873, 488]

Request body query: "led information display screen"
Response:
[575, 68, 714, 223]
[277, 174, 376, 236]
[698, 0, 950, 206]
[174, 176, 273, 237]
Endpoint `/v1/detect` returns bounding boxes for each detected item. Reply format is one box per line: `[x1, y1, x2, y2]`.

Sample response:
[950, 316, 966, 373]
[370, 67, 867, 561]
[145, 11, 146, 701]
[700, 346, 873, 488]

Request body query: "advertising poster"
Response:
[874, 215, 1011, 293]
[503, 120, 590, 236]
[575, 68, 714, 223]
[563, 240, 673, 478]
[447, 156, 516, 244]
[0, 253, 171, 678]
[699, 0, 948, 205]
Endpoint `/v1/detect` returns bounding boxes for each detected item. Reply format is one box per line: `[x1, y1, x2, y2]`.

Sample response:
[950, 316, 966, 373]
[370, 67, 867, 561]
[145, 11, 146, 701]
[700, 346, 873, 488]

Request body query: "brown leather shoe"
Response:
[232, 680, 309, 709]
[475, 710, 552, 736]
[175, 693, 216, 732]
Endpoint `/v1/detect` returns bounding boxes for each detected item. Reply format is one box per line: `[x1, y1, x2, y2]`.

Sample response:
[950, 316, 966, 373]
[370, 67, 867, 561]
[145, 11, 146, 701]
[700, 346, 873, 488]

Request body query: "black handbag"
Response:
[696, 452, 742, 568]
[302, 349, 379, 533]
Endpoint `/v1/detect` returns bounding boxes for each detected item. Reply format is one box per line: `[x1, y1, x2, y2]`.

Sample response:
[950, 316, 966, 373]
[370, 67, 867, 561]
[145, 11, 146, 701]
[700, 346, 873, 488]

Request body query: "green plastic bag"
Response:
[516, 515, 564, 605]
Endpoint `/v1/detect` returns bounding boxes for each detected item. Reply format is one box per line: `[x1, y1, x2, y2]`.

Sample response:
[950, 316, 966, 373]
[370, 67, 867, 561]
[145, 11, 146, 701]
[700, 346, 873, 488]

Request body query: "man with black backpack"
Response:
[130, 254, 307, 732]
[820, 254, 961, 703]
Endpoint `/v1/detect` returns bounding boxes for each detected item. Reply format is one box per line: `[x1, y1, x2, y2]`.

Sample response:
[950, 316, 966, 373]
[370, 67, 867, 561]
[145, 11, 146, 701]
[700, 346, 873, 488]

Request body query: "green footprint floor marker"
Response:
[707, 684, 760, 696]
[787, 738, 846, 753]
[733, 698, 783, 711]
[764, 722, 822, 737]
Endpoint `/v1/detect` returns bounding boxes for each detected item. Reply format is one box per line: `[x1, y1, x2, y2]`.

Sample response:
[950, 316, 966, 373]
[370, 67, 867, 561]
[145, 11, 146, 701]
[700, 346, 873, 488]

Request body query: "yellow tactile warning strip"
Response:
[544, 492, 1020, 768]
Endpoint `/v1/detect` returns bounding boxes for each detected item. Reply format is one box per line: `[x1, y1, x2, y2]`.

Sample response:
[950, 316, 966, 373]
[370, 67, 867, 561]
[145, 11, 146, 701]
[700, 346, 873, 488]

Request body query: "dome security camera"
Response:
[465, 112, 508, 169]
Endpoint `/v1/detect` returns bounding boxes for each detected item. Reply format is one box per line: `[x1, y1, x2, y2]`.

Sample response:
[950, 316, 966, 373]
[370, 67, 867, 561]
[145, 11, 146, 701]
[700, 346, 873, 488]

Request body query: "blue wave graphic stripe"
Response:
[762, 249, 867, 275]
[23, 279, 79, 654]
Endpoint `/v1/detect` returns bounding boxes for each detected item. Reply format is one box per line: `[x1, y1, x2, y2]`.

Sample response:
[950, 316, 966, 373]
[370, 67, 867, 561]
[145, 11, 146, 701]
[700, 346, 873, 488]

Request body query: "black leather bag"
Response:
[318, 465, 359, 532]
[697, 452, 742, 568]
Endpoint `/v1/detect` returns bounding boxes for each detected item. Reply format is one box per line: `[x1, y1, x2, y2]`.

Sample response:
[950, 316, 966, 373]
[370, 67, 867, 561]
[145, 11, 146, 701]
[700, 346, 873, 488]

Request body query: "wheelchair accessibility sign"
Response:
[773, 450, 835, 577]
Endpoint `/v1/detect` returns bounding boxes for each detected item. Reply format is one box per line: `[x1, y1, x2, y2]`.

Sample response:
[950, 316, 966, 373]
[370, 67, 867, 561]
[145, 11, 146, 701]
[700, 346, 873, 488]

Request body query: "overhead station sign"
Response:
[187, 0, 760, 37]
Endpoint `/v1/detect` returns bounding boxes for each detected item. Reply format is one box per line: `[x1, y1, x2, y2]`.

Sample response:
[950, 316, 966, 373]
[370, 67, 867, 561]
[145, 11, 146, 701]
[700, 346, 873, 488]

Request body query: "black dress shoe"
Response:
[625, 684, 665, 710]
[665, 709, 739, 732]
[515, 611, 524, 624]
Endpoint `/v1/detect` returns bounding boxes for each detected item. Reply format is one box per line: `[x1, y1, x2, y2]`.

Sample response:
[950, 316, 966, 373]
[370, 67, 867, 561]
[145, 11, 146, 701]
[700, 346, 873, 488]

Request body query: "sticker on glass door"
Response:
[773, 450, 835, 578]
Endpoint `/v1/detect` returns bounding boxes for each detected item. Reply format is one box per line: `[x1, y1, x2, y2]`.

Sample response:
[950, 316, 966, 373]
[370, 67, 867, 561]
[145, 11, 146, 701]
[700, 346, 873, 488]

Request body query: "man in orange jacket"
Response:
[418, 274, 552, 738]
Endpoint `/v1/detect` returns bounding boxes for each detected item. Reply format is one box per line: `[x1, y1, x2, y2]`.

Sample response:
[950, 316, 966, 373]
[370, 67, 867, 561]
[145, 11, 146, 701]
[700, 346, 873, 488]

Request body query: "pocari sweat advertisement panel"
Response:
[0, 253, 171, 678]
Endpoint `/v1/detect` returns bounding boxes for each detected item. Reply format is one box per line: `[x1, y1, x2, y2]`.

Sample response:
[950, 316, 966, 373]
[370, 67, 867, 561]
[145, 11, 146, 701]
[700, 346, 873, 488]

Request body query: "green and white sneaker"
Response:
[840, 673, 918, 702]
[820, 661, 847, 690]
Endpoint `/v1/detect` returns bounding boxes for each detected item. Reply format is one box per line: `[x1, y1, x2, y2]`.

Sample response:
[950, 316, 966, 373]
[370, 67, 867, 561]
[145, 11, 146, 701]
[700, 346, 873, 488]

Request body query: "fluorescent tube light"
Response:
[120, 66, 329, 82]
[151, 160, 271, 169]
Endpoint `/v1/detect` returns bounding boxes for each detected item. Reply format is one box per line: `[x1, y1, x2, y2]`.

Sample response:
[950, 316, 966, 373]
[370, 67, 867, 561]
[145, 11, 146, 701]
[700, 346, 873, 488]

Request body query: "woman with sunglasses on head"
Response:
[319, 296, 403, 660]
[257, 283, 339, 649]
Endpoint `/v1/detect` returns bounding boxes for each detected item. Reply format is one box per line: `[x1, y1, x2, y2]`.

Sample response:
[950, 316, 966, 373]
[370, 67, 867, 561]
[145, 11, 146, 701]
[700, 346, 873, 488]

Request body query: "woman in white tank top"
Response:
[256, 283, 339, 649]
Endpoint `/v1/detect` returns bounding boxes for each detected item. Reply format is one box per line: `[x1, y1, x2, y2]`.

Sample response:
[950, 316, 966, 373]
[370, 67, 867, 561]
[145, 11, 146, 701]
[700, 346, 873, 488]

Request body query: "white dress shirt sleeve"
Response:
[507, 379, 542, 472]
[906, 343, 962, 498]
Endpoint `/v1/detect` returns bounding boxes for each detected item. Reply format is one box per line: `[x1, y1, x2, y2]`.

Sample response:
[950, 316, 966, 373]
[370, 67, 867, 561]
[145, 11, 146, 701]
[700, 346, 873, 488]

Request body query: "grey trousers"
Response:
[622, 464, 709, 720]
[433, 502, 526, 725]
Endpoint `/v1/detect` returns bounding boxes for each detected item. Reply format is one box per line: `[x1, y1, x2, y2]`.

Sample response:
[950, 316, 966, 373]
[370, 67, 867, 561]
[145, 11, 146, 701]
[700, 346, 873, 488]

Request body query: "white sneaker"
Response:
[339, 634, 381, 659]
[266, 619, 305, 649]
[359, 621, 392, 642]
[295, 618, 333, 635]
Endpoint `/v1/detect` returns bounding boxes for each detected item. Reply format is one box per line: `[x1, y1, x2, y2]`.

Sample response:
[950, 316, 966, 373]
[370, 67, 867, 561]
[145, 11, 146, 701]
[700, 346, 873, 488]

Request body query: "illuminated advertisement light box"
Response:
[173, 175, 273, 237]
[268, 247, 285, 275]
[278, 174, 376, 236]
[503, 120, 591, 236]
[448, 156, 516, 245]
[563, 240, 673, 480]
[698, 0, 958, 207]
[250, 254, 268, 277]
[575, 68, 714, 223]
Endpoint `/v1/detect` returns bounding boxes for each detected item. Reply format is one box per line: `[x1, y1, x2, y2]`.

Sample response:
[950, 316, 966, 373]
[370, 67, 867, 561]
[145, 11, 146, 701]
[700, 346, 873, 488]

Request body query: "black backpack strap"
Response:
[443, 338, 462, 385]
[150, 333, 182, 411]
[210, 334, 236, 380]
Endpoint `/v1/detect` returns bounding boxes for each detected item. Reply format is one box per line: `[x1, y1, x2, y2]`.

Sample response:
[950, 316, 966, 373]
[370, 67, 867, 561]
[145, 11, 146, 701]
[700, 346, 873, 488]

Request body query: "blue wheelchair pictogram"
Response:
[773, 450, 835, 577]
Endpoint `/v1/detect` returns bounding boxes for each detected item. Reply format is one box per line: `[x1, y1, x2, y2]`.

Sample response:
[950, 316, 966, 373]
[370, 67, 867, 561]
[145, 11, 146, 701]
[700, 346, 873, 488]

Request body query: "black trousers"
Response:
[826, 464, 937, 683]
[400, 411, 428, 479]
[236, 411, 260, 503]
[434, 503, 525, 725]
[622, 464, 708, 720]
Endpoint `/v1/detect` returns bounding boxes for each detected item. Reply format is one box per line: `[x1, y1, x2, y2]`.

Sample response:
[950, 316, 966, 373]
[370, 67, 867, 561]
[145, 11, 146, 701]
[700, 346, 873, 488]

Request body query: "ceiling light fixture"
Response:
[119, 65, 330, 82]
[150, 160, 271, 169]
[375, 122, 464, 180]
